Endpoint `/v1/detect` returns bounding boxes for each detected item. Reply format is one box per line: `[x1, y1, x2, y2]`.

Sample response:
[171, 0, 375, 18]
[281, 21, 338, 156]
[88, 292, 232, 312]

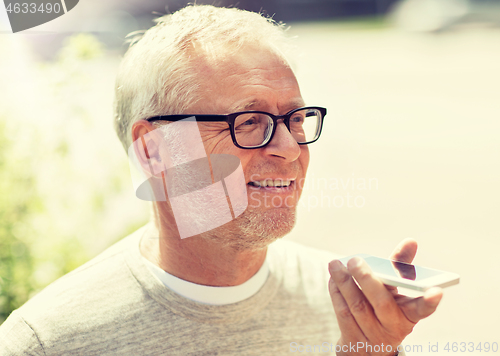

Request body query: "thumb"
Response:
[390, 238, 418, 263]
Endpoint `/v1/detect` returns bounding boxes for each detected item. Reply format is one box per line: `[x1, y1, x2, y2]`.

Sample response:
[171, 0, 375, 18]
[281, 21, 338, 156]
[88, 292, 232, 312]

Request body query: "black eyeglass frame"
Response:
[145, 106, 327, 149]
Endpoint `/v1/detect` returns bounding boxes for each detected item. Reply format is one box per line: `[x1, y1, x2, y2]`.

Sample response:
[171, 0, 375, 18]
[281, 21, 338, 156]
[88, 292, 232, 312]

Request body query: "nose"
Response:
[263, 120, 301, 162]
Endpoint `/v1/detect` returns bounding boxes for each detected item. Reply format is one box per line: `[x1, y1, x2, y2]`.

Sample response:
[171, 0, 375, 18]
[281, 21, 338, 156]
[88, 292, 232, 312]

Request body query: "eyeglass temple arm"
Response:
[145, 115, 228, 122]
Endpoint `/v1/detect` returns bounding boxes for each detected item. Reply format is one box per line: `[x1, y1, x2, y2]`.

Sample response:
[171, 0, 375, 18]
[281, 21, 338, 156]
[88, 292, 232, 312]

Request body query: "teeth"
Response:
[250, 180, 292, 187]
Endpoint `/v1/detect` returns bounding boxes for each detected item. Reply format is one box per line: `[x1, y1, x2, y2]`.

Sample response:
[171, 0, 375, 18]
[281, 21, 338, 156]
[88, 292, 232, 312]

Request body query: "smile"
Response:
[248, 179, 292, 187]
[247, 179, 295, 190]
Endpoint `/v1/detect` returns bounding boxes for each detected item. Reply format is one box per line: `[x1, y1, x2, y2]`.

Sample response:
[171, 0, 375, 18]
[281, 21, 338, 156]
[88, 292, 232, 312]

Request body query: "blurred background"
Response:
[1, 0, 499, 354]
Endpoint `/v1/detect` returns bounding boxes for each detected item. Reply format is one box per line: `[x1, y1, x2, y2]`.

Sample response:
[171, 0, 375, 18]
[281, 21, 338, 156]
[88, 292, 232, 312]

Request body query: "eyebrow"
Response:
[229, 100, 262, 112]
[230, 98, 306, 113]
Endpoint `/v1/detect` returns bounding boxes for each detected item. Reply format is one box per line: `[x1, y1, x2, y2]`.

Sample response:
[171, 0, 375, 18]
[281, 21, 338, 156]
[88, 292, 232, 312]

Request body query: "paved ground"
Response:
[286, 22, 500, 354]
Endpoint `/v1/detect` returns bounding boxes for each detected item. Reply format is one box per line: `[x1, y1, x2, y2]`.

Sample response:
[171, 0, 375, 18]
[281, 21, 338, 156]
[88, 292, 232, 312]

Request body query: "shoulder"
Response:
[23, 225, 146, 301]
[0, 311, 44, 355]
[0, 226, 151, 352]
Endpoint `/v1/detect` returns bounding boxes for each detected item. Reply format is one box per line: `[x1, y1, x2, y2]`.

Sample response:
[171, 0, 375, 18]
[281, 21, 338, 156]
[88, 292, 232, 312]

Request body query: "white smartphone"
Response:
[339, 254, 460, 291]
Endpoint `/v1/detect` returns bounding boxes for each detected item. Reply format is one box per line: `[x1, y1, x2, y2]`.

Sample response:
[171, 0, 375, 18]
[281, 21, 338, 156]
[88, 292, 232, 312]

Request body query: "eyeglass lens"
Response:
[233, 108, 322, 148]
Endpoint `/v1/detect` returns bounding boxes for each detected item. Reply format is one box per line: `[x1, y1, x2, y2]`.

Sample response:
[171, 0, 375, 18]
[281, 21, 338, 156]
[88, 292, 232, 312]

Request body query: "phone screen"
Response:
[364, 256, 443, 281]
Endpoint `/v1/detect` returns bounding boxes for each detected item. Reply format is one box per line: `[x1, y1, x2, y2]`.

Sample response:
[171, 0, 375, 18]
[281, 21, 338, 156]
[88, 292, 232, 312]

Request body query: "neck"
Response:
[140, 216, 267, 287]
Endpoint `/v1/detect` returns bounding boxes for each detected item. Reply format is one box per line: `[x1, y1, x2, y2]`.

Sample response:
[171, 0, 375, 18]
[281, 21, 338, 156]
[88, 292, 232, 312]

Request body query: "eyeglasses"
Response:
[145, 106, 326, 149]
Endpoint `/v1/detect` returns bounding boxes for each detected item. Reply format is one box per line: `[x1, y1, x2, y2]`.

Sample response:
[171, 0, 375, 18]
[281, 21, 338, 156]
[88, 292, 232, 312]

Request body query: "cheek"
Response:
[201, 132, 251, 173]
[208, 139, 240, 157]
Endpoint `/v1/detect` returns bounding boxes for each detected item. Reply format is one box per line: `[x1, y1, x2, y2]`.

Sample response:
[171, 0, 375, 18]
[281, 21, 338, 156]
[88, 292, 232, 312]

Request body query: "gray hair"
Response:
[113, 4, 293, 152]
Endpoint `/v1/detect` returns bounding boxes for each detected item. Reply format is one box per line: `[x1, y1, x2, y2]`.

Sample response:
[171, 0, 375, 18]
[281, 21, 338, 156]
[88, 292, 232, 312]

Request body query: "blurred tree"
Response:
[58, 33, 104, 62]
[0, 121, 39, 323]
[0, 34, 106, 324]
[0, 32, 148, 325]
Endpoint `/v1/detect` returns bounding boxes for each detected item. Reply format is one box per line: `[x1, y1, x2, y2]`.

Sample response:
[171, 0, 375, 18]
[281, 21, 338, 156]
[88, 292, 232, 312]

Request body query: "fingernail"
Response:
[329, 260, 342, 274]
[347, 256, 363, 269]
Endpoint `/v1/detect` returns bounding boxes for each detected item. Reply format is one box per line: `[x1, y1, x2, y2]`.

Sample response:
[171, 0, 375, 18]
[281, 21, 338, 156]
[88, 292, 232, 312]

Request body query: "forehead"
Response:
[190, 45, 304, 115]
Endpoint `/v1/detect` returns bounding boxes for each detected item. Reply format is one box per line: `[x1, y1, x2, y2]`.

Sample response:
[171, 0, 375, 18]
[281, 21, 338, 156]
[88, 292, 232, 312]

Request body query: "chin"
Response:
[199, 207, 296, 251]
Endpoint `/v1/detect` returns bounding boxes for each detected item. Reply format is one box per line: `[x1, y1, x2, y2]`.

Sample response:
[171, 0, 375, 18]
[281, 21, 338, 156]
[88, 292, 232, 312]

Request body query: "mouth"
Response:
[247, 179, 295, 191]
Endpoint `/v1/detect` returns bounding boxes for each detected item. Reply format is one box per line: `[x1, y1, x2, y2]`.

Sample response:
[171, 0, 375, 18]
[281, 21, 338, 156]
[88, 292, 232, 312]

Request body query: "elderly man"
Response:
[0, 5, 442, 355]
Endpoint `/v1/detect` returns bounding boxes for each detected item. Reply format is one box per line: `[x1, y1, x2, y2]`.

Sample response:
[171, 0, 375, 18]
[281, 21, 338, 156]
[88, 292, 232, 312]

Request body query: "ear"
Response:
[130, 120, 167, 177]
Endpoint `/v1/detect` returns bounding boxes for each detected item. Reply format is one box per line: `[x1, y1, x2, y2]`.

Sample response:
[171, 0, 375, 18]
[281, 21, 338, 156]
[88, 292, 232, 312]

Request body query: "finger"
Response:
[385, 284, 399, 296]
[397, 287, 443, 323]
[390, 238, 418, 263]
[329, 259, 380, 339]
[347, 257, 407, 329]
[328, 264, 367, 341]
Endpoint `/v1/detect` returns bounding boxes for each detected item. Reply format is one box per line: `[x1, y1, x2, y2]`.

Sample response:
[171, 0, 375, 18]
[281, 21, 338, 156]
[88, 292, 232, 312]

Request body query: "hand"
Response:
[328, 239, 443, 356]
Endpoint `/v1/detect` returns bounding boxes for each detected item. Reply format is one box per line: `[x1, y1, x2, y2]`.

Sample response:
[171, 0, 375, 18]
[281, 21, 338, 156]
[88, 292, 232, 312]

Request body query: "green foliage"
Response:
[0, 118, 95, 324]
[57, 33, 104, 62]
[0, 33, 149, 325]
[0, 121, 38, 323]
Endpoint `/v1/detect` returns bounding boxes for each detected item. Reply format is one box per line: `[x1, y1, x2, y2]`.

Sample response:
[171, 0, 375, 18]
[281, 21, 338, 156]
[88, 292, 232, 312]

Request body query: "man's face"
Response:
[181, 46, 309, 248]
